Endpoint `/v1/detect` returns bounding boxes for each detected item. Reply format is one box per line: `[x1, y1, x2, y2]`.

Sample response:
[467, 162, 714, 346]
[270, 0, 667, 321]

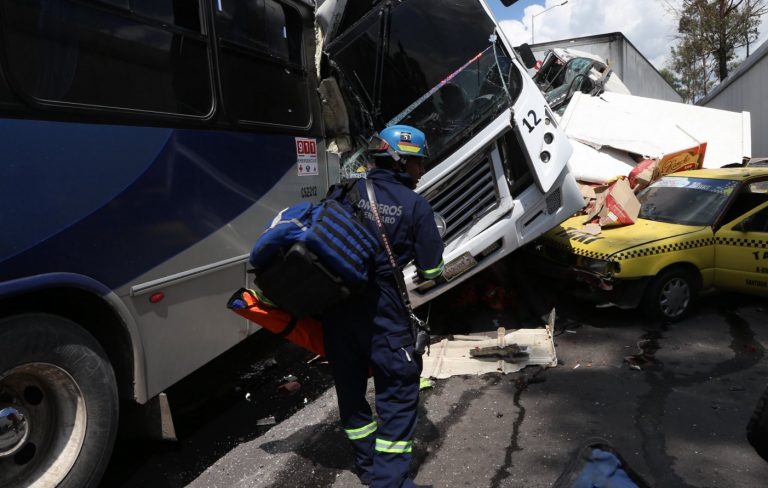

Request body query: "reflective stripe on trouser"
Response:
[375, 438, 413, 453]
[324, 280, 421, 488]
[346, 420, 378, 440]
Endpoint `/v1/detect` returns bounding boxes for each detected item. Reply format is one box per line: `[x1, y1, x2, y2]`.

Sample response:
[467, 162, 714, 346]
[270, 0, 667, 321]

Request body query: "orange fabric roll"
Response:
[228, 289, 326, 357]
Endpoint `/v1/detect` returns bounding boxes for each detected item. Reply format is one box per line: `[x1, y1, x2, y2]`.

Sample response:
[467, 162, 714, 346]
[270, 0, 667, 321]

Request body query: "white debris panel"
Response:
[561, 91, 752, 170]
[421, 324, 557, 379]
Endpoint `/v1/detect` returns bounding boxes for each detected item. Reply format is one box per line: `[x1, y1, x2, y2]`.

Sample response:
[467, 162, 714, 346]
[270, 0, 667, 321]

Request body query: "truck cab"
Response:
[316, 0, 584, 307]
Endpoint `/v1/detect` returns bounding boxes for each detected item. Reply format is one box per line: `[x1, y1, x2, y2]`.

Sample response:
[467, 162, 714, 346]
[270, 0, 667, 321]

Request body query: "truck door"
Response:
[511, 86, 572, 193]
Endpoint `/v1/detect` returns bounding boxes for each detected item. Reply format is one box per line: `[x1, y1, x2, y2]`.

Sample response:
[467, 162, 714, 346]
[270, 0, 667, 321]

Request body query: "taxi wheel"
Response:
[642, 268, 697, 322]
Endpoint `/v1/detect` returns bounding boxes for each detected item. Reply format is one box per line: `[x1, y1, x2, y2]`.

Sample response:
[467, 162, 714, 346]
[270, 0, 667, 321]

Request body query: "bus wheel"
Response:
[0, 314, 118, 488]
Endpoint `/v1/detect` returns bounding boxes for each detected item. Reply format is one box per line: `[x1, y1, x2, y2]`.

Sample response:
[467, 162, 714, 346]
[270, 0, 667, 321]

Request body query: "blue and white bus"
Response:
[0, 1, 332, 486]
[0, 0, 583, 486]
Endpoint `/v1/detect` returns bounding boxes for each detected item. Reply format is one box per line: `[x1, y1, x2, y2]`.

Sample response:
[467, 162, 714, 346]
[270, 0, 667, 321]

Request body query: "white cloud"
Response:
[497, 0, 682, 70]
[497, 0, 768, 71]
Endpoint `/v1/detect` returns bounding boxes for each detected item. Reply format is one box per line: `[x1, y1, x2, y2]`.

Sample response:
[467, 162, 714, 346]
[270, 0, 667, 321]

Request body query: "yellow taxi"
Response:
[533, 167, 768, 320]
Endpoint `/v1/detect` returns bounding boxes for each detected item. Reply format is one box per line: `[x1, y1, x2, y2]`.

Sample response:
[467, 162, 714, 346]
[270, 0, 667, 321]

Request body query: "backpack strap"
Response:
[327, 178, 365, 224]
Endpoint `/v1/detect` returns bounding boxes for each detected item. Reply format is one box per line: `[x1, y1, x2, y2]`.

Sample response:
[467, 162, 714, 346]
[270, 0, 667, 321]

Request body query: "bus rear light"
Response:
[149, 292, 165, 303]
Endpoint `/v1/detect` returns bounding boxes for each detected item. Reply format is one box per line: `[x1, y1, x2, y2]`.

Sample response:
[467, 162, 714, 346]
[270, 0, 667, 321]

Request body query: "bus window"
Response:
[0, 70, 18, 106]
[0, 0, 212, 116]
[132, 0, 202, 33]
[215, 0, 310, 127]
[94, 0, 130, 9]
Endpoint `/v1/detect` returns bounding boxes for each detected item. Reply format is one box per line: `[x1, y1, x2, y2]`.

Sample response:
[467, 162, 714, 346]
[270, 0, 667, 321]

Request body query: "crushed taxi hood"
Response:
[543, 216, 706, 259]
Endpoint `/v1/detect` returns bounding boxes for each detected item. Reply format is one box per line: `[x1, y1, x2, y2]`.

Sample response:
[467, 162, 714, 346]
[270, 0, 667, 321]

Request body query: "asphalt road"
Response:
[100, 287, 768, 488]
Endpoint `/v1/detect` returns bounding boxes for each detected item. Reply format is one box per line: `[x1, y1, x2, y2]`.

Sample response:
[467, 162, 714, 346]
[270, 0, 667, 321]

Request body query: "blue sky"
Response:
[487, 0, 540, 20]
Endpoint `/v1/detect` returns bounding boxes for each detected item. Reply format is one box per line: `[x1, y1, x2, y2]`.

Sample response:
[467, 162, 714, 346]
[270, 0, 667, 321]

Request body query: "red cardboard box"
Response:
[597, 178, 641, 227]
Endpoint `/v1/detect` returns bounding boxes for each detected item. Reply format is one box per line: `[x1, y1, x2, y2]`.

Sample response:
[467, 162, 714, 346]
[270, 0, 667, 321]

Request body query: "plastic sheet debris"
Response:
[421, 320, 557, 379]
[562, 92, 750, 170]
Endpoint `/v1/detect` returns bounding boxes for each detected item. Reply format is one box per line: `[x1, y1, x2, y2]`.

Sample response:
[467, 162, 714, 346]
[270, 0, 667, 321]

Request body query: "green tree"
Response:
[659, 67, 685, 96]
[666, 0, 767, 102]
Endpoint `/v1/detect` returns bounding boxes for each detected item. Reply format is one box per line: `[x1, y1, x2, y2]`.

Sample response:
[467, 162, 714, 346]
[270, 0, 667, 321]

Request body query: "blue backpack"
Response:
[248, 182, 378, 317]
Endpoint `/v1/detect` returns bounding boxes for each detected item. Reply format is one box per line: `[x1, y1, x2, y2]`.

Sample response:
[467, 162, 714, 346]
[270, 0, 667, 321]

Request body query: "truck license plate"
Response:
[443, 253, 477, 282]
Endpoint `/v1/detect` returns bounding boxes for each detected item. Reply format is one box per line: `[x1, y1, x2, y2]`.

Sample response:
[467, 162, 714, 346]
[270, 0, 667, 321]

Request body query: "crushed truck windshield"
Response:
[327, 0, 520, 169]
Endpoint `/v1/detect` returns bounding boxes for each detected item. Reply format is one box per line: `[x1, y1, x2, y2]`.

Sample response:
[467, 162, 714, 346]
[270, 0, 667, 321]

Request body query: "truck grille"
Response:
[546, 188, 562, 213]
[424, 155, 499, 242]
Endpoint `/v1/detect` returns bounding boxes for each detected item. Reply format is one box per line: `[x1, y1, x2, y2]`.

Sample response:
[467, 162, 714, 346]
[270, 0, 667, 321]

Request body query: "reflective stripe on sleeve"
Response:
[417, 260, 444, 280]
[375, 438, 413, 453]
[345, 420, 378, 440]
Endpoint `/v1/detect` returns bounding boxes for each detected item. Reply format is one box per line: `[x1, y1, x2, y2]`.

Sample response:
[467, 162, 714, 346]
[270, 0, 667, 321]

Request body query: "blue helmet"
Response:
[373, 125, 429, 159]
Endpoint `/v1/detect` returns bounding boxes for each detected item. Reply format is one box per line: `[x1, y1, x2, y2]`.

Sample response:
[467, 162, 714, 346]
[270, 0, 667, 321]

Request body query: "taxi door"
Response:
[714, 201, 768, 295]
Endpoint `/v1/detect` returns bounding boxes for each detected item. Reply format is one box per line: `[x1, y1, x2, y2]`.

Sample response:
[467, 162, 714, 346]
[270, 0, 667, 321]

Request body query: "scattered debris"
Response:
[277, 380, 302, 396]
[574, 363, 581, 369]
[256, 416, 276, 426]
[469, 343, 530, 362]
[421, 322, 557, 379]
[624, 330, 662, 371]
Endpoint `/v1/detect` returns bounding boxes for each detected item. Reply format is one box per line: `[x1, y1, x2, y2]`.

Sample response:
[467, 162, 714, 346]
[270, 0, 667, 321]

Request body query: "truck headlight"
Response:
[434, 212, 447, 238]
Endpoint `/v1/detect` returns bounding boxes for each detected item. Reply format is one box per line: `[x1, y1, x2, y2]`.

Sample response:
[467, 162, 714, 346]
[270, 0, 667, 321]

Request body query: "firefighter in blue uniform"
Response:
[324, 125, 444, 487]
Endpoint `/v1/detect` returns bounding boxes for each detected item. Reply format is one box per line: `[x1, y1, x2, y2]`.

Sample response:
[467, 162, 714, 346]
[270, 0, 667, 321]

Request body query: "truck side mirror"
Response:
[516, 43, 537, 69]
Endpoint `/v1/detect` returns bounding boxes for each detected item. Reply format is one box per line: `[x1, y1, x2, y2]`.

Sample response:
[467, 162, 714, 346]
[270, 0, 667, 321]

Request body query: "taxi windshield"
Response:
[638, 176, 738, 226]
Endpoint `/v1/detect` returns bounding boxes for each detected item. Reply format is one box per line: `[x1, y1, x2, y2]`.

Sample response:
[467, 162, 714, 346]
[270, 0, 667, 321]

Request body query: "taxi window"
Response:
[720, 180, 768, 224]
[638, 177, 737, 226]
[748, 181, 768, 193]
[739, 206, 768, 232]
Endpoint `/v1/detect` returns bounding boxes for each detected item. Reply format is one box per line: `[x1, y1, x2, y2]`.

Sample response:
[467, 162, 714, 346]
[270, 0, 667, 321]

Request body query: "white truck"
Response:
[316, 0, 584, 308]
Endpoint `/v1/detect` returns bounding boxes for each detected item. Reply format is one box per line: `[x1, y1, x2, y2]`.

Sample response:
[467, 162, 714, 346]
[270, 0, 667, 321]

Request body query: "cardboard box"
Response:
[582, 183, 609, 220]
[658, 143, 707, 176]
[597, 178, 641, 227]
[628, 158, 657, 191]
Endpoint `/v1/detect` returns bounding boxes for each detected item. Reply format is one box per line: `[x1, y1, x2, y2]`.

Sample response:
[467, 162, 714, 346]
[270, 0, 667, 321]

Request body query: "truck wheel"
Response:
[641, 268, 696, 322]
[0, 314, 118, 488]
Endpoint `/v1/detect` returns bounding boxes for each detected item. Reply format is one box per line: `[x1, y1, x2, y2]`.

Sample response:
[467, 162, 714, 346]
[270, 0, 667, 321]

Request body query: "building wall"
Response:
[531, 33, 682, 103]
[699, 43, 768, 157]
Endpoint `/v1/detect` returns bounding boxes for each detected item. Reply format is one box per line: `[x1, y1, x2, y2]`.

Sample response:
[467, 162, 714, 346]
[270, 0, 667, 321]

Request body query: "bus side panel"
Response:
[0, 119, 329, 399]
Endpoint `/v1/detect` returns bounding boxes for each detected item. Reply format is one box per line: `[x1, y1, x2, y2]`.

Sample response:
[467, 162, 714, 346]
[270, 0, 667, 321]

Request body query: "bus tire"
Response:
[641, 267, 697, 322]
[0, 314, 118, 488]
